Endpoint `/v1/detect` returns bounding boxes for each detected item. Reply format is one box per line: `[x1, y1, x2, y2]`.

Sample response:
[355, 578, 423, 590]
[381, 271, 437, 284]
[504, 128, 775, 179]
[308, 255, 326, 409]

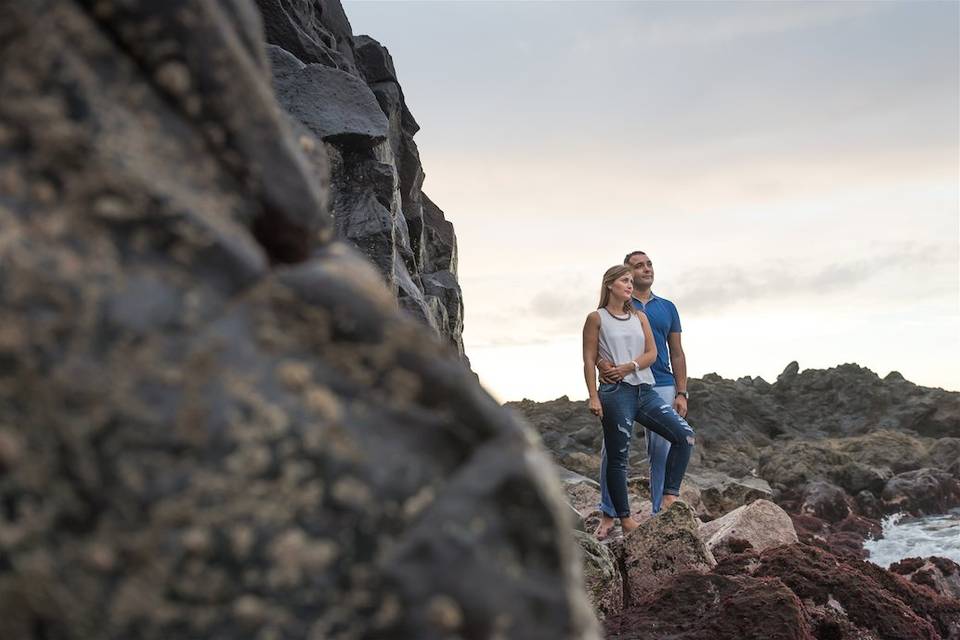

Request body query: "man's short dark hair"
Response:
[624, 250, 647, 264]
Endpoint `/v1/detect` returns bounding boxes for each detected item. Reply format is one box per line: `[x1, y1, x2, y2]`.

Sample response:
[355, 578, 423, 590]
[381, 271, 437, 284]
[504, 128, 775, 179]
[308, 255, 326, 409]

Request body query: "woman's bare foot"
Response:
[661, 494, 678, 509]
[595, 515, 616, 541]
[621, 516, 640, 535]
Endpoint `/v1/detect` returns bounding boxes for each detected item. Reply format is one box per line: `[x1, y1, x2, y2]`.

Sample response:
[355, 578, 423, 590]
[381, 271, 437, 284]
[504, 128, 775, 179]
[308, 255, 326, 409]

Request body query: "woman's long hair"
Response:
[598, 265, 635, 315]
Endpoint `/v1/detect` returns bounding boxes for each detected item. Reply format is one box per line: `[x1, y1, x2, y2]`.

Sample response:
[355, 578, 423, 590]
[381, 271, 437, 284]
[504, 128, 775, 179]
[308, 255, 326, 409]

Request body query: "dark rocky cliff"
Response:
[254, 0, 465, 355]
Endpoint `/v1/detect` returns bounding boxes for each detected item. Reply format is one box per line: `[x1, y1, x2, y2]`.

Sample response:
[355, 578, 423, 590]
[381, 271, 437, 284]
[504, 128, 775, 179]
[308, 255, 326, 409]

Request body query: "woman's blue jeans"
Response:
[599, 385, 675, 515]
[596, 382, 695, 518]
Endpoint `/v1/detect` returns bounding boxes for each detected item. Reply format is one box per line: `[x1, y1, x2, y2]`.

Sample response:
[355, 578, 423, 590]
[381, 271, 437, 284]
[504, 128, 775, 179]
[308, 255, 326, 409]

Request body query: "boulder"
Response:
[800, 481, 852, 523]
[615, 502, 715, 606]
[698, 499, 798, 560]
[882, 468, 960, 516]
[573, 531, 623, 620]
[757, 441, 853, 493]
[830, 430, 930, 475]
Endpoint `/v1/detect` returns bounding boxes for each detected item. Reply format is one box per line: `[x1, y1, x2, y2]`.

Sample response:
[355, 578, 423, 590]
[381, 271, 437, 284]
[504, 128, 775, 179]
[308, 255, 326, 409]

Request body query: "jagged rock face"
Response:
[691, 362, 960, 443]
[0, 1, 596, 638]
[256, 0, 464, 354]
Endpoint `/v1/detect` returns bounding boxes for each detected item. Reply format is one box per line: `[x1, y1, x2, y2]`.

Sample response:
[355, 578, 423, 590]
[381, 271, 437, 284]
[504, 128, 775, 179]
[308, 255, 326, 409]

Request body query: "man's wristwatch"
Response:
[675, 391, 689, 399]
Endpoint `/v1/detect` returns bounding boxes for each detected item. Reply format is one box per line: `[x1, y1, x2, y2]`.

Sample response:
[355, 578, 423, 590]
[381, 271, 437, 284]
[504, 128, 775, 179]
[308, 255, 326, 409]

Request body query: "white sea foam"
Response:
[863, 508, 960, 568]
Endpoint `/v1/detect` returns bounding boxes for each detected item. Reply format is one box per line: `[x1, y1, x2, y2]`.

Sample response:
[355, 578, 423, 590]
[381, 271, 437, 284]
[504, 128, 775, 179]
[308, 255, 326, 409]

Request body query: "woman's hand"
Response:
[588, 396, 603, 418]
[613, 362, 635, 379]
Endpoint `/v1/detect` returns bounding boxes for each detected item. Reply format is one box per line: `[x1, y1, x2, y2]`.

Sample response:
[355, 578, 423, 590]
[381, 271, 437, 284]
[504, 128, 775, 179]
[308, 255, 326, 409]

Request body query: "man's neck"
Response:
[632, 287, 653, 303]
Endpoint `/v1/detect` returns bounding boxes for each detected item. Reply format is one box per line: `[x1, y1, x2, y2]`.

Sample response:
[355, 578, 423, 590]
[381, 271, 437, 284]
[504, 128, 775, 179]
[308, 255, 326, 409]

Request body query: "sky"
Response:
[343, 1, 960, 402]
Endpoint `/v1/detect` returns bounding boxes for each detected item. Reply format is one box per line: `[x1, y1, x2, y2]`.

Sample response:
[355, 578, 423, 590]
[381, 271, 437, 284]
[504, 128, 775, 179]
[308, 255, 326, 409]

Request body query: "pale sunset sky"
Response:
[343, 1, 960, 402]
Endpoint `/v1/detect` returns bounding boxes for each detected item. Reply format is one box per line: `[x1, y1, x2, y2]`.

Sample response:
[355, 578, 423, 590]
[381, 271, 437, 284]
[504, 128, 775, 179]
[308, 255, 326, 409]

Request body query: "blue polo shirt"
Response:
[631, 292, 681, 387]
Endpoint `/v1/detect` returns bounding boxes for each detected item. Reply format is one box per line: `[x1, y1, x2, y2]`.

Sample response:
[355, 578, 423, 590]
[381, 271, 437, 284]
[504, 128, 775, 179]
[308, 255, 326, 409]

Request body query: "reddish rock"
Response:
[882, 468, 960, 516]
[800, 481, 852, 523]
[614, 502, 715, 607]
[890, 556, 960, 601]
[835, 514, 883, 540]
[749, 544, 956, 639]
[787, 512, 871, 559]
[604, 572, 815, 640]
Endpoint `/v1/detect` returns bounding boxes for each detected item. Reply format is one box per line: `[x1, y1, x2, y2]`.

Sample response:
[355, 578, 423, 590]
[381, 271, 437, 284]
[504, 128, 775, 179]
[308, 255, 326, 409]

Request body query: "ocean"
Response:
[863, 508, 960, 568]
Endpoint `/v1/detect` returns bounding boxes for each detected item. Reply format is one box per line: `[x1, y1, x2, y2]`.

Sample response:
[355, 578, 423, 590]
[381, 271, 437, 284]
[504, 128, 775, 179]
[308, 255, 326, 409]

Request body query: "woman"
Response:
[582, 265, 696, 540]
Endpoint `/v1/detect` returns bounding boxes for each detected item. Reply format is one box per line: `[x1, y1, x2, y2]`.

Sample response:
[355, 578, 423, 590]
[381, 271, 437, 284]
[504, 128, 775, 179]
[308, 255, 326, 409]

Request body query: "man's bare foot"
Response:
[595, 515, 616, 541]
[621, 517, 639, 535]
[661, 494, 678, 509]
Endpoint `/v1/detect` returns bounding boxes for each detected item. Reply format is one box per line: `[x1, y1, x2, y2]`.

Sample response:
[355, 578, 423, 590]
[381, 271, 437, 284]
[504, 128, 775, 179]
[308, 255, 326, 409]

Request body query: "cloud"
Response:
[574, 2, 888, 52]
[671, 244, 958, 314]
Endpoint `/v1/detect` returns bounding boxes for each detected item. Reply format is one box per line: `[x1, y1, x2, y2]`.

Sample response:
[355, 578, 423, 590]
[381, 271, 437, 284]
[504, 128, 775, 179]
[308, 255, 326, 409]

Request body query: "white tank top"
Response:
[597, 308, 655, 386]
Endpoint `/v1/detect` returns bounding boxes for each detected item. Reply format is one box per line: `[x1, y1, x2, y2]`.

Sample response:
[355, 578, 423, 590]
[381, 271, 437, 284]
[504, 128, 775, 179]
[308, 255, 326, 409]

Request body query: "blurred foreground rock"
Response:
[0, 1, 596, 638]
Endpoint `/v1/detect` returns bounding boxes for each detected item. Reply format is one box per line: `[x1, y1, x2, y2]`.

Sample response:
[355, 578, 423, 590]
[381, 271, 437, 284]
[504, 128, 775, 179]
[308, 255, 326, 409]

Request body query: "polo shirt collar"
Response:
[632, 291, 659, 306]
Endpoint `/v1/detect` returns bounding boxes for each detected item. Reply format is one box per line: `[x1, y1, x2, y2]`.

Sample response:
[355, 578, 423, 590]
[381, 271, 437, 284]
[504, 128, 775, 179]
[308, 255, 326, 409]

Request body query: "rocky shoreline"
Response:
[510, 363, 960, 638]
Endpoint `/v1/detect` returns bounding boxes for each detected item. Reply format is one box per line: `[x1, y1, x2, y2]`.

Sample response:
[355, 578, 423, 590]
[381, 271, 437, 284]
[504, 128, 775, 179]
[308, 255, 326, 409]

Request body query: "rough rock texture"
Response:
[0, 1, 596, 638]
[604, 573, 815, 640]
[716, 544, 960, 640]
[882, 468, 960, 516]
[688, 469, 773, 520]
[257, 0, 464, 353]
[890, 557, 960, 600]
[698, 499, 798, 560]
[510, 366, 959, 490]
[800, 480, 853, 523]
[691, 362, 960, 441]
[614, 503, 715, 606]
[573, 531, 623, 621]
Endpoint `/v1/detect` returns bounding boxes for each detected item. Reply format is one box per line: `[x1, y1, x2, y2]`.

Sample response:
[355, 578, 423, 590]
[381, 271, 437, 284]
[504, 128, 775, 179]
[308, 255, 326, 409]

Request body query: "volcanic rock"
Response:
[0, 2, 595, 638]
[614, 502, 715, 606]
[890, 556, 960, 600]
[258, 0, 465, 353]
[716, 544, 960, 639]
[573, 531, 624, 621]
[800, 481, 853, 523]
[882, 468, 960, 516]
[604, 573, 815, 640]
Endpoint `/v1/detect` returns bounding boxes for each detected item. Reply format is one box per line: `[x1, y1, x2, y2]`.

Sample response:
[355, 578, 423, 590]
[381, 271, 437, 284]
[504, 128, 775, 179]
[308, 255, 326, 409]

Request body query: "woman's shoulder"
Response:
[586, 309, 601, 322]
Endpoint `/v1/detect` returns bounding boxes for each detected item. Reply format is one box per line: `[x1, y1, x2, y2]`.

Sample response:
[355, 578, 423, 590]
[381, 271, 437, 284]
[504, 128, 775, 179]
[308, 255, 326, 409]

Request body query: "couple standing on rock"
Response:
[582, 251, 695, 540]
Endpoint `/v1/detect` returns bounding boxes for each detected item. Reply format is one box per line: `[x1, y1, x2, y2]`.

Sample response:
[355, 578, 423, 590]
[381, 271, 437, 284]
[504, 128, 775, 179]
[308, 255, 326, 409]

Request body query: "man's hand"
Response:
[598, 359, 619, 383]
[673, 394, 688, 418]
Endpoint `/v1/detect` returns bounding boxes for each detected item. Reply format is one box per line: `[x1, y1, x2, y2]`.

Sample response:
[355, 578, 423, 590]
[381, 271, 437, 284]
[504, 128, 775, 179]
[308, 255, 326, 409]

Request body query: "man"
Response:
[595, 250, 688, 537]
